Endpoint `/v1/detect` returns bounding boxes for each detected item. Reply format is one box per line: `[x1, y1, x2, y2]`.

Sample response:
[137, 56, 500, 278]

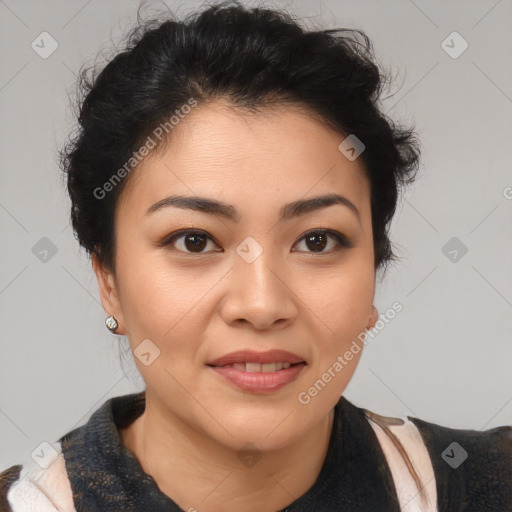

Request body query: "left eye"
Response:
[293, 230, 352, 253]
[161, 229, 351, 254]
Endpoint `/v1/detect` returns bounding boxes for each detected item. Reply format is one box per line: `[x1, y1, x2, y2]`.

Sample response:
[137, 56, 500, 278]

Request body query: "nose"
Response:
[219, 249, 298, 330]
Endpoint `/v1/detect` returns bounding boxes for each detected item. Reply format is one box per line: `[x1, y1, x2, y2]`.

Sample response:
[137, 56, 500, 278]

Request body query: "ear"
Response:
[91, 253, 127, 335]
[366, 304, 378, 331]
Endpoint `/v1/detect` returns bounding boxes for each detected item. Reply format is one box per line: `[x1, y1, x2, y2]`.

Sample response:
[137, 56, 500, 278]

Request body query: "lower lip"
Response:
[208, 363, 306, 392]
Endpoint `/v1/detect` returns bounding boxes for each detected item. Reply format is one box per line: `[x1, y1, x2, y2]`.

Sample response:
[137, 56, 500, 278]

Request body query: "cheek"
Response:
[302, 260, 374, 395]
[305, 262, 375, 342]
[114, 240, 189, 339]
[115, 243, 222, 377]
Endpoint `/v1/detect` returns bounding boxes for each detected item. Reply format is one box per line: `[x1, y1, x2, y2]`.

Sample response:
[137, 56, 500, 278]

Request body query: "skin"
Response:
[92, 99, 379, 512]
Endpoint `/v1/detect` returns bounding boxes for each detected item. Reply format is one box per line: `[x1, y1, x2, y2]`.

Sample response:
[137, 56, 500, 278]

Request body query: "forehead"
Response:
[117, 100, 371, 220]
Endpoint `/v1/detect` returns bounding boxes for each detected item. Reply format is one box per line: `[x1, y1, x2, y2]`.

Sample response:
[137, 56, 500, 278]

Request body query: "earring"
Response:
[105, 315, 119, 334]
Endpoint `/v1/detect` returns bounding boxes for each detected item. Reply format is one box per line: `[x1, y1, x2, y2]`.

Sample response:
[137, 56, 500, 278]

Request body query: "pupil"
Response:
[185, 233, 207, 252]
[306, 232, 327, 252]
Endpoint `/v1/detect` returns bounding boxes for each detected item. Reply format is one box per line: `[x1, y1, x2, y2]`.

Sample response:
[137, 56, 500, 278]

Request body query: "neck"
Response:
[120, 395, 336, 512]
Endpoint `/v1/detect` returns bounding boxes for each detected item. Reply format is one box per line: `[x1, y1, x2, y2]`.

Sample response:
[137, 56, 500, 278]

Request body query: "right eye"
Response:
[161, 229, 222, 254]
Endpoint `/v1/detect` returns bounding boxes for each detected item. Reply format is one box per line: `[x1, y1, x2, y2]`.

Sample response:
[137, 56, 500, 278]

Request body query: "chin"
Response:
[230, 427, 300, 453]
[204, 408, 309, 450]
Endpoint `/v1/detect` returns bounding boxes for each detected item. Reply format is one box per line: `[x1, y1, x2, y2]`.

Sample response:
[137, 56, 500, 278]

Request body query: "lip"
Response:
[206, 349, 307, 393]
[207, 349, 306, 367]
[208, 363, 306, 393]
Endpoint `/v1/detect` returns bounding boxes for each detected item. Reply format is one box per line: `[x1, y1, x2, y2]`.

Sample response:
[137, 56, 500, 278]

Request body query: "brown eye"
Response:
[161, 228, 352, 255]
[163, 230, 220, 254]
[293, 230, 352, 254]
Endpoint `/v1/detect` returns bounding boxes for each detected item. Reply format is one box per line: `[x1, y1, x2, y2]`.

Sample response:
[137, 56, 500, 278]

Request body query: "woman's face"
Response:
[93, 100, 377, 451]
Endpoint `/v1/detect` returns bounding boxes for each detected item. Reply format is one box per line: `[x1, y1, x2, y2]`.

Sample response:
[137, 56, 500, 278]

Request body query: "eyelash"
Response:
[159, 229, 353, 255]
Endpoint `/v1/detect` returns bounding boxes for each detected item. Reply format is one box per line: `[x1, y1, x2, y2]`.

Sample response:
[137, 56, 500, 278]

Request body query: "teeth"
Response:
[222, 361, 297, 372]
[246, 362, 261, 373]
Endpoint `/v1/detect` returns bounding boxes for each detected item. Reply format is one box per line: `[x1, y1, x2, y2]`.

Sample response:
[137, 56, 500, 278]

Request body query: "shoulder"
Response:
[0, 392, 146, 512]
[408, 415, 512, 511]
[359, 407, 439, 511]
[359, 402, 512, 512]
[0, 441, 76, 512]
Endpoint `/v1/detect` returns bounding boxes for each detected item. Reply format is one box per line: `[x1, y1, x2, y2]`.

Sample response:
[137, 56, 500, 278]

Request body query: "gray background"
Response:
[1, 0, 511, 470]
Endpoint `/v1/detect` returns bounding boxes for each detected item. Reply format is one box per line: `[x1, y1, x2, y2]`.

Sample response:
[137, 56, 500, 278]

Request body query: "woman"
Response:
[1, 1, 510, 511]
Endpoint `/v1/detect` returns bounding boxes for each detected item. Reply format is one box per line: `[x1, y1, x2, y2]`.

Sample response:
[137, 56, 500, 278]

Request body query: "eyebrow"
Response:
[146, 193, 361, 225]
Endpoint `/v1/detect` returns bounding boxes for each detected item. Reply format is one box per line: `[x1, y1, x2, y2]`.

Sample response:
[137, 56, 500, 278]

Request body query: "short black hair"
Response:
[60, 0, 421, 277]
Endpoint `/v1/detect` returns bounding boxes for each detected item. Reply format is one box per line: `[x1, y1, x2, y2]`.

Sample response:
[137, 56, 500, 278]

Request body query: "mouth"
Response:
[207, 361, 306, 372]
[205, 350, 307, 392]
[206, 349, 306, 368]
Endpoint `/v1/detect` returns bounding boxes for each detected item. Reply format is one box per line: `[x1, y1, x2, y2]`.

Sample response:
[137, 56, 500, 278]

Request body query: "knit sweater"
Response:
[1, 391, 510, 511]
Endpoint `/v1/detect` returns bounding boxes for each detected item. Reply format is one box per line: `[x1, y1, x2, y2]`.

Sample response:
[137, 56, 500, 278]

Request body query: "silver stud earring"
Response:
[105, 315, 119, 334]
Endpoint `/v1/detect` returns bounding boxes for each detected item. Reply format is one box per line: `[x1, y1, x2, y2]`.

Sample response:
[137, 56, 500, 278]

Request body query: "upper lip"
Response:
[207, 349, 306, 367]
